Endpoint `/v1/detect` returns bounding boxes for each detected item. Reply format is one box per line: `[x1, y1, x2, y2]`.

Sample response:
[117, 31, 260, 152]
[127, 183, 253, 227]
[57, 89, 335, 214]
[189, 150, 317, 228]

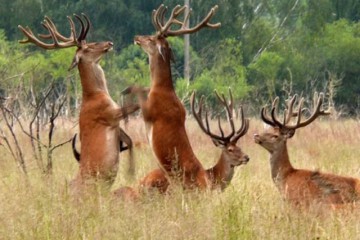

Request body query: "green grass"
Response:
[1, 118, 360, 239]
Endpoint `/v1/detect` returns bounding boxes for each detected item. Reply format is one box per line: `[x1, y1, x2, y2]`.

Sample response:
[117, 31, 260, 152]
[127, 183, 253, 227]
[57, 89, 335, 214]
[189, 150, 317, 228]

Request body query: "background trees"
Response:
[1, 0, 360, 115]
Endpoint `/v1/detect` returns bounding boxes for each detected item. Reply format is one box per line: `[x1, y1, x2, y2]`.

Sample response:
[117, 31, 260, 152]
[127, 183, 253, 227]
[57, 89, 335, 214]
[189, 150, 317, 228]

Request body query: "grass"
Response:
[1, 117, 360, 239]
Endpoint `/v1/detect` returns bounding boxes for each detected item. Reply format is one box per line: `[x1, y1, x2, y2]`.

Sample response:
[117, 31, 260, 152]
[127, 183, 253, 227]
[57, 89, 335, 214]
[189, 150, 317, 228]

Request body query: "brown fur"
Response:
[132, 35, 209, 189]
[70, 42, 139, 194]
[18, 16, 139, 194]
[138, 142, 249, 194]
[254, 127, 360, 206]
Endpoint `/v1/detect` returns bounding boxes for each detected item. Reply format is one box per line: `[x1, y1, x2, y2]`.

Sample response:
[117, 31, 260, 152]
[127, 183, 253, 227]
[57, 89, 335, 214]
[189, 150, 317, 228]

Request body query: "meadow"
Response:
[1, 117, 360, 240]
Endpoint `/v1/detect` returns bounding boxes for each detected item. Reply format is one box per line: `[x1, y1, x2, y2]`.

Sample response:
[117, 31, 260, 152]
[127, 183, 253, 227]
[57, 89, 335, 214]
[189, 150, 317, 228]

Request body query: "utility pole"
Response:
[184, 0, 190, 86]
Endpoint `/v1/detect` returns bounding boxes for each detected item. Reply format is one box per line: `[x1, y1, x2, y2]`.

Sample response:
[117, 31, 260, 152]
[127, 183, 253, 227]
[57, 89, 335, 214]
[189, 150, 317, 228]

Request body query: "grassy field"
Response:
[1, 117, 360, 239]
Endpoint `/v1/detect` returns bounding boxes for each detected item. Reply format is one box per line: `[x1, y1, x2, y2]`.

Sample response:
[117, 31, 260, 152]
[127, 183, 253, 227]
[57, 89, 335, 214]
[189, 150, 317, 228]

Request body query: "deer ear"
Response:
[68, 54, 79, 71]
[286, 129, 296, 139]
[211, 139, 222, 147]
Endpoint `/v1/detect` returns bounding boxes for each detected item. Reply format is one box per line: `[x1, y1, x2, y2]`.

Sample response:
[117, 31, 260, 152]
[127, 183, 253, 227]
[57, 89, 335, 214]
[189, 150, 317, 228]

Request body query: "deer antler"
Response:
[191, 89, 249, 146]
[261, 92, 330, 131]
[18, 13, 91, 49]
[152, 4, 221, 37]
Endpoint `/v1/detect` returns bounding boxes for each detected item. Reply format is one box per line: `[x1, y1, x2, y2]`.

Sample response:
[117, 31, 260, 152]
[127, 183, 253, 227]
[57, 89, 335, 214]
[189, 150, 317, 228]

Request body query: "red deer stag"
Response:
[254, 93, 360, 206]
[18, 14, 139, 193]
[138, 90, 250, 194]
[126, 5, 221, 190]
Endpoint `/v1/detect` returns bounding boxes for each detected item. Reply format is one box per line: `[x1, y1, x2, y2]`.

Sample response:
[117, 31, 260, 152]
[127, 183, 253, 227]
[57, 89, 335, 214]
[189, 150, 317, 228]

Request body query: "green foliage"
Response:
[2, 1, 360, 112]
[248, 52, 284, 101]
[190, 38, 251, 108]
[319, 20, 360, 112]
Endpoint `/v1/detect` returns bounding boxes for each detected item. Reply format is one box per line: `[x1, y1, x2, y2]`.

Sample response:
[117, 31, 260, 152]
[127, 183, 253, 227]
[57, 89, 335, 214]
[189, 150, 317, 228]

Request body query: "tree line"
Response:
[1, 0, 360, 115]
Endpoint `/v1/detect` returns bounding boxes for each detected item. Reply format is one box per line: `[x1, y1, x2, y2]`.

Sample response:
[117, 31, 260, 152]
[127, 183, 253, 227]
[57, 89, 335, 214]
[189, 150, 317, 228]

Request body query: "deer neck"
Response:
[149, 55, 174, 91]
[207, 151, 234, 190]
[78, 62, 109, 98]
[269, 141, 294, 186]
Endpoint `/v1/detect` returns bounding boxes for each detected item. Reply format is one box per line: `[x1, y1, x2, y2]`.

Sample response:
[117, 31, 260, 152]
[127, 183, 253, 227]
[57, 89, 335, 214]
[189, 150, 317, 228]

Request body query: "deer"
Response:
[18, 14, 139, 193]
[123, 4, 221, 190]
[254, 92, 360, 206]
[132, 90, 250, 195]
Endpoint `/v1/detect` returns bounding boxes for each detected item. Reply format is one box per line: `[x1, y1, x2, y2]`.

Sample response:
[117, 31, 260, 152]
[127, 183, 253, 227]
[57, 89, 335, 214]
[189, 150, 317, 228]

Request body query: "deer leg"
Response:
[113, 104, 140, 121]
[139, 169, 170, 194]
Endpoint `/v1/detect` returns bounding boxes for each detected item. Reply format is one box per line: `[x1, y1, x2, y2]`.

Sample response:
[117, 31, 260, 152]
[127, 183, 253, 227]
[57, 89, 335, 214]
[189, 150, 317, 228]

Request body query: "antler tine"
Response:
[190, 91, 232, 144]
[231, 106, 250, 143]
[260, 105, 277, 127]
[190, 91, 210, 135]
[167, 5, 221, 37]
[159, 5, 186, 35]
[18, 24, 59, 49]
[81, 13, 91, 40]
[284, 94, 298, 124]
[151, 8, 159, 31]
[182, 7, 192, 29]
[38, 16, 74, 42]
[74, 14, 86, 41]
[217, 115, 225, 139]
[214, 90, 235, 138]
[158, 6, 168, 26]
[18, 15, 79, 49]
[270, 104, 284, 128]
[152, 4, 167, 33]
[282, 92, 330, 130]
[260, 97, 279, 127]
[154, 5, 221, 37]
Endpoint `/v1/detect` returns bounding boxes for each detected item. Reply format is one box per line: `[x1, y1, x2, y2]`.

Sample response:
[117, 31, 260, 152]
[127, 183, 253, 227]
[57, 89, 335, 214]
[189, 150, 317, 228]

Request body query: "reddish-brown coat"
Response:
[138, 142, 249, 194]
[255, 107, 360, 206]
[133, 35, 209, 189]
[18, 16, 138, 194]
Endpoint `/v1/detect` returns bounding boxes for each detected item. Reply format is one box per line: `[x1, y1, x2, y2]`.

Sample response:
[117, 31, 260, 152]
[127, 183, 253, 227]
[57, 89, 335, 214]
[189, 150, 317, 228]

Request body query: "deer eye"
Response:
[271, 135, 278, 140]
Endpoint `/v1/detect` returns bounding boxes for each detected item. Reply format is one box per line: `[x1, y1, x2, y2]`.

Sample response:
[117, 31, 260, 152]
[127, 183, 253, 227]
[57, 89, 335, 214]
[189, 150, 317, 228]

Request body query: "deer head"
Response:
[254, 92, 330, 153]
[134, 4, 220, 63]
[18, 14, 113, 70]
[191, 89, 250, 167]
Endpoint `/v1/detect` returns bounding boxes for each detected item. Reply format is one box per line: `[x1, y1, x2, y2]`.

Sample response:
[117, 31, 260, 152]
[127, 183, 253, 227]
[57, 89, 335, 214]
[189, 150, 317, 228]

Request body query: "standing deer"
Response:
[18, 14, 139, 193]
[254, 93, 360, 206]
[125, 5, 221, 190]
[138, 90, 250, 194]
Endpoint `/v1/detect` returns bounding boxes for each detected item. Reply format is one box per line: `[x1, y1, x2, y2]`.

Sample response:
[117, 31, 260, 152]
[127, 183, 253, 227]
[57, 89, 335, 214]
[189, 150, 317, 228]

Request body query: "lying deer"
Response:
[125, 5, 221, 190]
[128, 90, 250, 195]
[18, 15, 139, 193]
[254, 93, 360, 206]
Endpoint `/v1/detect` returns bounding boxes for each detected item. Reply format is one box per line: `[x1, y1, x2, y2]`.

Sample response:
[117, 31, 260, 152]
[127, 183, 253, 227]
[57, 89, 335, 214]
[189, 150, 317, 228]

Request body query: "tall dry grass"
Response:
[1, 117, 360, 239]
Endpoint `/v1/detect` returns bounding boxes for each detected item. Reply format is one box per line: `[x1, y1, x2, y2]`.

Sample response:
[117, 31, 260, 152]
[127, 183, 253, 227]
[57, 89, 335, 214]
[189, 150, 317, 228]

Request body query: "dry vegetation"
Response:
[1, 117, 360, 239]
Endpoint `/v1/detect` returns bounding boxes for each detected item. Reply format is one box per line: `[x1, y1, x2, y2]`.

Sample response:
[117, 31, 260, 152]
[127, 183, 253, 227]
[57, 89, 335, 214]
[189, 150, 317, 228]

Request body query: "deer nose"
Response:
[108, 42, 114, 47]
[244, 155, 250, 162]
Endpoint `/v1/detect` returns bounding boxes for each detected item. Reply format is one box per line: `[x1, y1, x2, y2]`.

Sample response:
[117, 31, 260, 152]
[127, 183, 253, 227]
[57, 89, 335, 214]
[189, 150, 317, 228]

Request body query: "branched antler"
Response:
[152, 4, 221, 37]
[18, 13, 90, 49]
[261, 92, 331, 132]
[191, 89, 249, 146]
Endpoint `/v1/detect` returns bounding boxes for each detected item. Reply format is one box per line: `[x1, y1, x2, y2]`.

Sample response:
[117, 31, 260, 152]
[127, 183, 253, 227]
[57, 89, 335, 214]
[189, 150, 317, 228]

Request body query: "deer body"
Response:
[138, 90, 250, 193]
[255, 94, 360, 206]
[131, 4, 221, 190]
[140, 144, 249, 193]
[118, 4, 221, 191]
[141, 79, 209, 188]
[207, 147, 248, 190]
[18, 15, 139, 193]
